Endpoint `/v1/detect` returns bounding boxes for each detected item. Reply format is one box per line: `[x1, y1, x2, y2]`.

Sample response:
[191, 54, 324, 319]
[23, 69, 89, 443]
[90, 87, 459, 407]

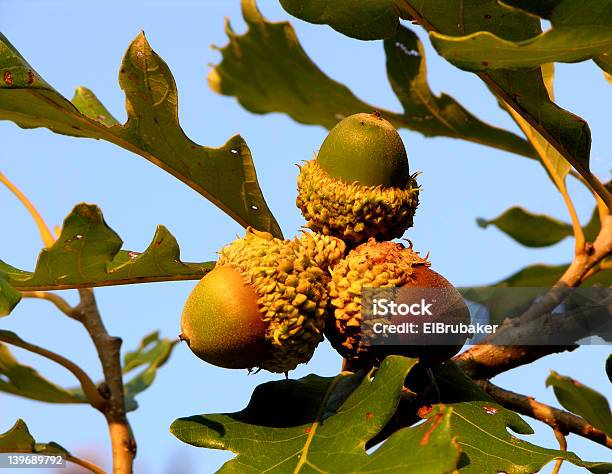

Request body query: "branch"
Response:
[75, 289, 136, 474]
[455, 215, 612, 379]
[0, 332, 105, 410]
[475, 380, 612, 449]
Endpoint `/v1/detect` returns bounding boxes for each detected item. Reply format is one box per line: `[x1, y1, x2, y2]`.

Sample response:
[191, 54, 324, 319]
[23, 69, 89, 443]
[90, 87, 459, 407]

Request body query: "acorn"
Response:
[180, 228, 346, 373]
[325, 239, 470, 368]
[296, 112, 419, 245]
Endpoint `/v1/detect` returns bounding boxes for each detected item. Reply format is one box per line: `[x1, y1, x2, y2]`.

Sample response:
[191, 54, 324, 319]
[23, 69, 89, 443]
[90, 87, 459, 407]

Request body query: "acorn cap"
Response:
[325, 239, 469, 368]
[317, 112, 409, 188]
[297, 113, 419, 244]
[181, 228, 346, 373]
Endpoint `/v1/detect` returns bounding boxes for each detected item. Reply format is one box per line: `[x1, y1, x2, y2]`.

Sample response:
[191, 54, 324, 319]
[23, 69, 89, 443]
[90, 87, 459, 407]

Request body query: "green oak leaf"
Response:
[546, 370, 612, 437]
[0, 419, 71, 459]
[436, 401, 612, 473]
[385, 26, 533, 156]
[0, 272, 21, 317]
[171, 356, 462, 473]
[431, 361, 494, 404]
[594, 52, 612, 76]
[394, 0, 610, 206]
[121, 331, 177, 411]
[280, 0, 400, 40]
[477, 206, 600, 247]
[429, 0, 612, 71]
[500, 0, 564, 18]
[0, 32, 280, 237]
[504, 0, 612, 80]
[477, 206, 573, 247]
[0, 341, 86, 404]
[209, 0, 534, 158]
[0, 203, 214, 292]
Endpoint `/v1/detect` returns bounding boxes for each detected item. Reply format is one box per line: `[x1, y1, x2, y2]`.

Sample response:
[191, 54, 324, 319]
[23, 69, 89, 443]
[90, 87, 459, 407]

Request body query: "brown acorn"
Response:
[325, 239, 470, 368]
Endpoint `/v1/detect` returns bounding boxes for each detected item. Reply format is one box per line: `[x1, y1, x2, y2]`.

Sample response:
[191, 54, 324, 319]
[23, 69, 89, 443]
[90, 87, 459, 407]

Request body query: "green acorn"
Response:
[296, 112, 419, 244]
[326, 239, 470, 368]
[180, 228, 345, 373]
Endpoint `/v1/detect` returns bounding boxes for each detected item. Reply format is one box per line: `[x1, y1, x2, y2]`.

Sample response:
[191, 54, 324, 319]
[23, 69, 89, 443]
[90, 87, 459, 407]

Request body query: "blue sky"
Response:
[0, 1, 610, 473]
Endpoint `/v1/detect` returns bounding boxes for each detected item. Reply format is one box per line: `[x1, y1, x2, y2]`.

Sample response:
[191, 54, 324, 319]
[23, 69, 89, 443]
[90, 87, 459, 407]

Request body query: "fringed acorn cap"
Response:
[296, 112, 419, 244]
[215, 228, 346, 373]
[325, 239, 428, 364]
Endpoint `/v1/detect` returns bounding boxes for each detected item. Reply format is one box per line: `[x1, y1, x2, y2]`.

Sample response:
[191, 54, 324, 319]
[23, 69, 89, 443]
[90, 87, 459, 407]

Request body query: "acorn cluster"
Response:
[180, 112, 469, 373]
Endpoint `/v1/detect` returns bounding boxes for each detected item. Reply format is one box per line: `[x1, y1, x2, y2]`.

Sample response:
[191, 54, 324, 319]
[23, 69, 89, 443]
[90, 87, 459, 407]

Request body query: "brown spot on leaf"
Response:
[3, 70, 13, 86]
[417, 406, 432, 419]
[484, 14, 492, 19]
[304, 427, 311, 434]
[420, 413, 443, 446]
[366, 412, 373, 421]
[27, 70, 35, 84]
[483, 406, 498, 415]
[481, 61, 489, 67]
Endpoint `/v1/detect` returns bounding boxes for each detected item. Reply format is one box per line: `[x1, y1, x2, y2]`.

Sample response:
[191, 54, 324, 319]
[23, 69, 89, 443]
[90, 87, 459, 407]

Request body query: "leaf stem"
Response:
[75, 289, 136, 474]
[559, 183, 585, 254]
[0, 172, 56, 248]
[20, 291, 78, 319]
[0, 332, 105, 410]
[551, 429, 567, 474]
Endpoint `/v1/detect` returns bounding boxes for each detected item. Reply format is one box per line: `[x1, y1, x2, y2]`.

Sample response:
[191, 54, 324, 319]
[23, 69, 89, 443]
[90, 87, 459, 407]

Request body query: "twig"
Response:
[475, 380, 612, 449]
[552, 429, 567, 474]
[65, 454, 107, 474]
[0, 332, 105, 410]
[559, 184, 585, 255]
[75, 289, 136, 474]
[0, 171, 55, 248]
[20, 291, 78, 320]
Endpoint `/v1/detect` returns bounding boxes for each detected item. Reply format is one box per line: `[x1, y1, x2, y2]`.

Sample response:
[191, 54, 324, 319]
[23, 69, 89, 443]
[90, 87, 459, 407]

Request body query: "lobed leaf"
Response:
[435, 401, 612, 473]
[546, 371, 612, 437]
[279, 0, 400, 40]
[171, 356, 462, 473]
[209, 0, 534, 158]
[0, 419, 69, 456]
[0, 203, 214, 292]
[429, 0, 612, 71]
[394, 0, 611, 205]
[121, 331, 177, 411]
[0, 32, 281, 236]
